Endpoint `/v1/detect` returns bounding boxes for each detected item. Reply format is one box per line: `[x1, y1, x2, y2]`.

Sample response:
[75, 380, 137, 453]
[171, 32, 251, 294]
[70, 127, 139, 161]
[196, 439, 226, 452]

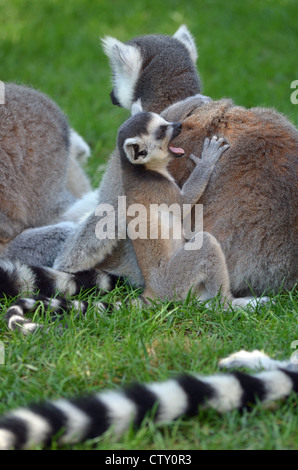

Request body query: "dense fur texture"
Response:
[1, 101, 269, 331]
[52, 27, 204, 277]
[52, 25, 297, 297]
[102, 26, 298, 296]
[3, 26, 296, 299]
[0, 349, 296, 449]
[0, 83, 91, 254]
[116, 106, 268, 309]
[103, 25, 201, 112]
[163, 99, 298, 295]
[1, 222, 76, 268]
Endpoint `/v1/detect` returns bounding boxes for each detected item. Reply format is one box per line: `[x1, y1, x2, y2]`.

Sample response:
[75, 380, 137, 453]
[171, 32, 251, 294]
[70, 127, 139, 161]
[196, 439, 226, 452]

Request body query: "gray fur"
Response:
[53, 95, 210, 278]
[22, 26, 298, 299]
[101, 26, 297, 296]
[102, 24, 201, 113]
[0, 82, 91, 255]
[67, 129, 92, 197]
[2, 222, 76, 267]
[161, 98, 298, 296]
[115, 109, 267, 308]
[118, 111, 232, 303]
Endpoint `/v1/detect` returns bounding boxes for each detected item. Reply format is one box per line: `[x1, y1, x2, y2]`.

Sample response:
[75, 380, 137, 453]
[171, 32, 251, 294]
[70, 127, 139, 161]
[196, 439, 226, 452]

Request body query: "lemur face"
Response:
[123, 113, 185, 168]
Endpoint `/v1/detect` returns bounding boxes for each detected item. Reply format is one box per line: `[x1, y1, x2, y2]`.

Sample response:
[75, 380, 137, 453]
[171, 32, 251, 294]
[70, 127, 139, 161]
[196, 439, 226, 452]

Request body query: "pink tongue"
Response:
[169, 145, 185, 155]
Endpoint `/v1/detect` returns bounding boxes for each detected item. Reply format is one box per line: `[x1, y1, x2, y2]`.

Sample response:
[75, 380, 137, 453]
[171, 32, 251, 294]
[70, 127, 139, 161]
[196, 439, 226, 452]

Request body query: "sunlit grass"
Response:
[0, 0, 297, 450]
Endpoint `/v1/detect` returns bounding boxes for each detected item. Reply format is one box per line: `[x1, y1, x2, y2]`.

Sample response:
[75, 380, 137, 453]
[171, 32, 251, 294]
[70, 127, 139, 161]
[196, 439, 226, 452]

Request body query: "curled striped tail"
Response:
[0, 350, 296, 449]
[4, 295, 108, 335]
[0, 259, 118, 334]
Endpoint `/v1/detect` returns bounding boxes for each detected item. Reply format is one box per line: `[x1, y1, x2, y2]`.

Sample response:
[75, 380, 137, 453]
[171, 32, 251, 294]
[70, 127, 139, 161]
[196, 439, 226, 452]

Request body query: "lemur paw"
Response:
[201, 136, 230, 164]
[231, 296, 271, 309]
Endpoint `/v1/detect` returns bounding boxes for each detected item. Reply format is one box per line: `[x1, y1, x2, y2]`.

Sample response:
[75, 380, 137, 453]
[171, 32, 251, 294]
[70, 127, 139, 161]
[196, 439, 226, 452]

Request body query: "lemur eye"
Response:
[155, 125, 168, 140]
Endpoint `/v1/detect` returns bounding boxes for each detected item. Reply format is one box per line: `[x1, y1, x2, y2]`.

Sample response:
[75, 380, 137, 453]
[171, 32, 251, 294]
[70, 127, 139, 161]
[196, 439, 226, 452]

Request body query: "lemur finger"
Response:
[202, 136, 225, 153]
[219, 143, 230, 154]
[210, 136, 229, 149]
[209, 138, 230, 157]
[202, 137, 211, 151]
[189, 153, 201, 164]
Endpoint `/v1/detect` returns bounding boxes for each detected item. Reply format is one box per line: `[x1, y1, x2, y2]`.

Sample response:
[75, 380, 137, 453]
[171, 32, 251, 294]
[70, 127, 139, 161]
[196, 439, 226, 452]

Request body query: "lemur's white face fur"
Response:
[123, 108, 185, 173]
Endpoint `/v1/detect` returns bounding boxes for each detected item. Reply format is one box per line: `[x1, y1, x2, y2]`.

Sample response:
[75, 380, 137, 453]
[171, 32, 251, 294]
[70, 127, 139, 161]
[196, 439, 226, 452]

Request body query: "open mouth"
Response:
[168, 143, 185, 157]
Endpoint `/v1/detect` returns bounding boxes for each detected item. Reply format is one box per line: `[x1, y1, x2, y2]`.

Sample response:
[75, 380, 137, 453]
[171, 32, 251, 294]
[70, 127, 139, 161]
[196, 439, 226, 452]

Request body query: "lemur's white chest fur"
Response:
[144, 160, 176, 183]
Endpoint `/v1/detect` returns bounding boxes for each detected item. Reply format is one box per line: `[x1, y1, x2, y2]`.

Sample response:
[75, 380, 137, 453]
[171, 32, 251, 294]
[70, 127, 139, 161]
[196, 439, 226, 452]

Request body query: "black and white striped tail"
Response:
[0, 259, 118, 334]
[0, 350, 296, 450]
[4, 295, 108, 335]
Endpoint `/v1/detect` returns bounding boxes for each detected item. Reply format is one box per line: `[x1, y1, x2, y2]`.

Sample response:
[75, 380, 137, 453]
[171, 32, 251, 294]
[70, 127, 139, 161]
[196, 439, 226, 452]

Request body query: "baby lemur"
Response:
[118, 102, 251, 307]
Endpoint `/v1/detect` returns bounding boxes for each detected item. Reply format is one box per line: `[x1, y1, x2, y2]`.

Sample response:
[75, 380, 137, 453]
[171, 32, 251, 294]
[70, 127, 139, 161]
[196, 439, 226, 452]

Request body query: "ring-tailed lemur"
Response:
[99, 25, 297, 296]
[117, 101, 268, 309]
[50, 26, 206, 278]
[1, 97, 209, 335]
[0, 83, 107, 332]
[2, 26, 296, 323]
[0, 349, 296, 449]
[2, 101, 270, 334]
[0, 27, 296, 450]
[36, 24, 296, 305]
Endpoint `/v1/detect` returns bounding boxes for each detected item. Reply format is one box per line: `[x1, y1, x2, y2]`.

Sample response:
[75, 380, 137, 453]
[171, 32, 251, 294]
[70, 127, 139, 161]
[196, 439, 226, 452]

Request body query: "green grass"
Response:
[0, 286, 297, 450]
[0, 0, 297, 451]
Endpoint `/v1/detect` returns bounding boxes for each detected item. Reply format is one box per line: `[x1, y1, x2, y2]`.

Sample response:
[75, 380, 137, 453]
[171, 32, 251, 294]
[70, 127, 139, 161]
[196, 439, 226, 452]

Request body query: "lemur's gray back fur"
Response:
[105, 25, 201, 113]
[126, 33, 200, 112]
[0, 83, 91, 253]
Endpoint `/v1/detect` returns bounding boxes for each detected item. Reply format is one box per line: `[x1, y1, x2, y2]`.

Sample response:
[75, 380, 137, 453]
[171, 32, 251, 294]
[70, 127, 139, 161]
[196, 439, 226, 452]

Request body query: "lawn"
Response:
[0, 0, 297, 451]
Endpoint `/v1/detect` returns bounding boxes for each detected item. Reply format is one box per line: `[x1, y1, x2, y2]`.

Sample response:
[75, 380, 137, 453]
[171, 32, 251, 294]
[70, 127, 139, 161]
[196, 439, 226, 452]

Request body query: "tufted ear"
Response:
[101, 36, 143, 109]
[173, 25, 198, 63]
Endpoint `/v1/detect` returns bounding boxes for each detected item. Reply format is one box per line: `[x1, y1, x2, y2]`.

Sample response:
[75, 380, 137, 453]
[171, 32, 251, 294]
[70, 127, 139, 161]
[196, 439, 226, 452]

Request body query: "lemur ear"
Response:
[131, 99, 143, 116]
[101, 36, 143, 109]
[124, 137, 148, 163]
[173, 25, 198, 63]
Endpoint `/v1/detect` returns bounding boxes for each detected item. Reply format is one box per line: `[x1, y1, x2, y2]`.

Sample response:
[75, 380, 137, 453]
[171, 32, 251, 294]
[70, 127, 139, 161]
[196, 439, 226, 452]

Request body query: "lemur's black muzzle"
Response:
[171, 122, 182, 139]
[169, 123, 185, 157]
